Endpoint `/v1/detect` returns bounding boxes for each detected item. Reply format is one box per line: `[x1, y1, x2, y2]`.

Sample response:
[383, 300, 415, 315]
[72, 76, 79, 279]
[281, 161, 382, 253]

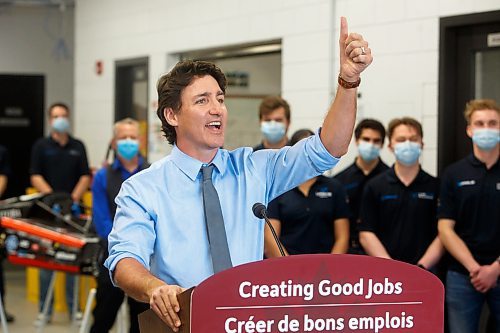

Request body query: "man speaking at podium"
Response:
[105, 17, 372, 332]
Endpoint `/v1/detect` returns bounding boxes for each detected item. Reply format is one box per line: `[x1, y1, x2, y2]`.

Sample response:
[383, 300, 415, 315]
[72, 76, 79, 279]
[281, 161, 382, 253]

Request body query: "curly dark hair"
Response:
[156, 60, 227, 144]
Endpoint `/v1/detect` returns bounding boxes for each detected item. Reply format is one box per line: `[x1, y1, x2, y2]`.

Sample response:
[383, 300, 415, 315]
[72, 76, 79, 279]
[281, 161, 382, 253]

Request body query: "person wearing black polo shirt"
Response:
[437, 99, 500, 333]
[264, 129, 350, 257]
[253, 96, 291, 151]
[335, 118, 389, 254]
[358, 117, 443, 269]
[30, 102, 91, 324]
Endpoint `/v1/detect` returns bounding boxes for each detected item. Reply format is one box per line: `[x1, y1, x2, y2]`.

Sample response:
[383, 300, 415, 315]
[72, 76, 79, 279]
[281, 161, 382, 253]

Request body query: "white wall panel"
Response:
[0, 6, 74, 127]
[73, 0, 500, 171]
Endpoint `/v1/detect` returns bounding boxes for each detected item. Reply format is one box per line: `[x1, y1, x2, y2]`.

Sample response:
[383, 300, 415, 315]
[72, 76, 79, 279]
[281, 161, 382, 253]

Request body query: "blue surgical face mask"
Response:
[357, 141, 381, 162]
[117, 139, 139, 160]
[261, 121, 286, 144]
[472, 128, 499, 151]
[394, 141, 421, 166]
[52, 117, 70, 133]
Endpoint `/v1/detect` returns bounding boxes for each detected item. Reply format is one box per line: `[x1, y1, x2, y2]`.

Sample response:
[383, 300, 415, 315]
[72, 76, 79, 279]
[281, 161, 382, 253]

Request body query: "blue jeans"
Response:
[39, 269, 75, 316]
[446, 270, 500, 333]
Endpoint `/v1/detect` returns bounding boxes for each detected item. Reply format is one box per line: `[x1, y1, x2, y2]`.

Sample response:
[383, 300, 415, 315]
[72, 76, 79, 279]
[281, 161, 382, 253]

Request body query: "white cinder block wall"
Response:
[74, 0, 500, 174]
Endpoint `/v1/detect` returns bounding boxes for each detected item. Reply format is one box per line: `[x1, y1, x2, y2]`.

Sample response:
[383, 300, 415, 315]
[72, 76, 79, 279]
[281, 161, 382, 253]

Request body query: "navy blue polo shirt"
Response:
[335, 159, 389, 249]
[267, 175, 350, 254]
[358, 166, 439, 264]
[30, 136, 90, 193]
[438, 154, 500, 274]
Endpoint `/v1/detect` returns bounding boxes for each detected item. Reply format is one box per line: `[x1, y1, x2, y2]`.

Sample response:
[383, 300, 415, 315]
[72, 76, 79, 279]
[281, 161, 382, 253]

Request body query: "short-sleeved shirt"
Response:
[0, 145, 10, 176]
[335, 159, 389, 247]
[105, 133, 339, 288]
[358, 166, 439, 265]
[438, 154, 500, 274]
[267, 175, 350, 254]
[30, 136, 90, 193]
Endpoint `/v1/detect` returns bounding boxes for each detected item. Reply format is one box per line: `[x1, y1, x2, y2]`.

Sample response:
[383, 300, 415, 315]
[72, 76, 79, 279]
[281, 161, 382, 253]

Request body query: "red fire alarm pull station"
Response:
[95, 60, 103, 75]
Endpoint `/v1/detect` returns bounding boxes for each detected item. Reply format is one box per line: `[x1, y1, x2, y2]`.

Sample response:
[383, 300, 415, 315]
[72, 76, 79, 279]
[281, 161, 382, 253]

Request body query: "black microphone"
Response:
[252, 203, 286, 257]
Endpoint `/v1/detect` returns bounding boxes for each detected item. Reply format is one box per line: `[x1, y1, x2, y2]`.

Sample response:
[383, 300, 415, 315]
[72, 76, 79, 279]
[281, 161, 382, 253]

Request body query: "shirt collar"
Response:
[467, 153, 500, 170]
[170, 145, 227, 181]
[387, 164, 426, 185]
[468, 153, 484, 167]
[352, 158, 386, 175]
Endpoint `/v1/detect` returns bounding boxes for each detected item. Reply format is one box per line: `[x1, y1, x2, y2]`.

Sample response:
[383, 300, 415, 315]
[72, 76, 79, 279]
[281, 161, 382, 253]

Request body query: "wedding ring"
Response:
[361, 46, 366, 55]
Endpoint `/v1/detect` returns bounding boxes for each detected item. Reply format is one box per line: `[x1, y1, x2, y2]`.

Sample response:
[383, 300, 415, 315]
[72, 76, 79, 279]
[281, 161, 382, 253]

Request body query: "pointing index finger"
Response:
[339, 17, 348, 61]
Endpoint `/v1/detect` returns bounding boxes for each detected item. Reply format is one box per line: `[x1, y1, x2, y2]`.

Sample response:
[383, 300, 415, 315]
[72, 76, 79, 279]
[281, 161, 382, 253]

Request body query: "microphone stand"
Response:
[261, 210, 286, 257]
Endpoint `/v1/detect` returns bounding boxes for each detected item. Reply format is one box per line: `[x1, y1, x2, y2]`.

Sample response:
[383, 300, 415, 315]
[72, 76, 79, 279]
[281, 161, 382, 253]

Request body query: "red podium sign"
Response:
[190, 254, 443, 333]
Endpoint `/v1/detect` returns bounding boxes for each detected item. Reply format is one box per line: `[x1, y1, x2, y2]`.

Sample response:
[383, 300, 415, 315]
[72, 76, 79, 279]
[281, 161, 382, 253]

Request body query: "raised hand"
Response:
[339, 17, 373, 82]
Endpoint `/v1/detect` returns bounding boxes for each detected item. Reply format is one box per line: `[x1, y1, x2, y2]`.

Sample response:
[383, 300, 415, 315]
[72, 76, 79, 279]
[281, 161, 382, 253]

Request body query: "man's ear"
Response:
[164, 108, 178, 127]
[466, 124, 473, 139]
[110, 138, 117, 150]
[387, 140, 393, 152]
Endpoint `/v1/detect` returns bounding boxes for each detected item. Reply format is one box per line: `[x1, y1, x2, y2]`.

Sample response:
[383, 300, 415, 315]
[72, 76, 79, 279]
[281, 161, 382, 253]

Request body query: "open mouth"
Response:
[206, 121, 221, 130]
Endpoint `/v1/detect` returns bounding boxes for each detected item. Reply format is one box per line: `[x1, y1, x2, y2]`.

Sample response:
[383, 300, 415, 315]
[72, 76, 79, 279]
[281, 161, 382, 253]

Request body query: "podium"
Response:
[139, 254, 444, 333]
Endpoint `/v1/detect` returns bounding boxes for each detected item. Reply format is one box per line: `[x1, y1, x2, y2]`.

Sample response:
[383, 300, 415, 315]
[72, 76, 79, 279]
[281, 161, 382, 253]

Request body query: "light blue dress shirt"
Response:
[105, 133, 339, 288]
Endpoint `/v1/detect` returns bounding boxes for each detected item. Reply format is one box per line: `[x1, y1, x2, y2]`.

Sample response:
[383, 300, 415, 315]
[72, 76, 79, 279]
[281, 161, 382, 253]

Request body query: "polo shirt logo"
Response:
[457, 180, 475, 187]
[344, 182, 359, 190]
[315, 191, 332, 198]
[380, 194, 398, 201]
[413, 192, 435, 200]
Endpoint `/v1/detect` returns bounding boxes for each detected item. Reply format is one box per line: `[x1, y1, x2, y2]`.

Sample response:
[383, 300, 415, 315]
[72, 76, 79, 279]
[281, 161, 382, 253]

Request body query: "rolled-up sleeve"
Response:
[104, 180, 156, 282]
[260, 129, 340, 202]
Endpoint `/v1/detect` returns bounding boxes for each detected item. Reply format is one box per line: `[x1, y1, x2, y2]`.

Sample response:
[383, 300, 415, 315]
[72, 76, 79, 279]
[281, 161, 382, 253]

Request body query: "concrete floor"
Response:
[2, 263, 124, 333]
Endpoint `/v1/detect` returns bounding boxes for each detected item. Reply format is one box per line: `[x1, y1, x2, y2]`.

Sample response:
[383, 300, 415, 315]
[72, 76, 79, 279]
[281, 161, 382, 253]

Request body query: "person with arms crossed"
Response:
[29, 102, 91, 323]
[437, 99, 500, 333]
[90, 118, 149, 333]
[105, 17, 372, 332]
[335, 118, 389, 254]
[253, 96, 291, 151]
[264, 129, 350, 258]
[358, 117, 443, 269]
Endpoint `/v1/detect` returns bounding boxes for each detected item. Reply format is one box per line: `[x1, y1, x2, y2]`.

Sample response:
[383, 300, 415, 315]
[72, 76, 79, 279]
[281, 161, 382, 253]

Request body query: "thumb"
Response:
[339, 16, 348, 62]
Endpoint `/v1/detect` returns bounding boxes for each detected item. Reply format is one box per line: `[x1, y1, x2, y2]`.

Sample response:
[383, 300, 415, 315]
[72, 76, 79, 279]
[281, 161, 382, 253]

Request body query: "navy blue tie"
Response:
[201, 164, 232, 273]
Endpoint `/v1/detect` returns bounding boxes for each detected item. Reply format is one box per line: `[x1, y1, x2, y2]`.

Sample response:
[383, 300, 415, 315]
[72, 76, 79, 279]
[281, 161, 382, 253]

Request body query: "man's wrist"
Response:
[338, 74, 361, 89]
